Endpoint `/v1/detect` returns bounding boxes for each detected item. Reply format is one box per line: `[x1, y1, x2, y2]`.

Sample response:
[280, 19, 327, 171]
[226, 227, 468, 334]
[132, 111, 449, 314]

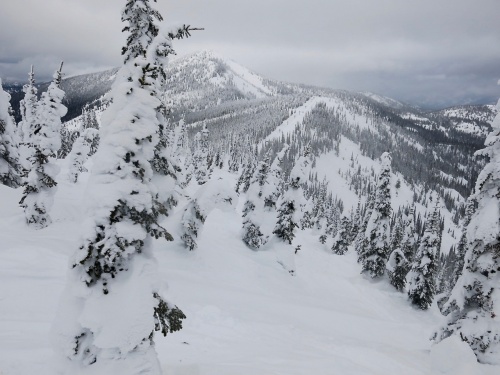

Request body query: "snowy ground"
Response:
[1, 164, 498, 375]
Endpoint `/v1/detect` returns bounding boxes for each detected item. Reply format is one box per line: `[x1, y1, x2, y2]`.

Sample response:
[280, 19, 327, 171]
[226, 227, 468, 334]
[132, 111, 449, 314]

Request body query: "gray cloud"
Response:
[1, 0, 499, 107]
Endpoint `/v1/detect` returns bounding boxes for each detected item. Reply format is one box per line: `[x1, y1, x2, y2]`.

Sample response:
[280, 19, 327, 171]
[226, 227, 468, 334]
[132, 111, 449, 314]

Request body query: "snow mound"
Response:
[430, 336, 479, 374]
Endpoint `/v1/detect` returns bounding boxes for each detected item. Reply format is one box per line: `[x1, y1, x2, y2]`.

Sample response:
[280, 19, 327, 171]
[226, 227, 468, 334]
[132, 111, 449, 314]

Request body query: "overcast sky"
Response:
[1, 0, 499, 108]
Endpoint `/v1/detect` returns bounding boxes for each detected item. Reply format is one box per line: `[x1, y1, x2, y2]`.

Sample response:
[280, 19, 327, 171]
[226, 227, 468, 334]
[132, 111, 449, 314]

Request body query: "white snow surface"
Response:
[1, 163, 498, 375]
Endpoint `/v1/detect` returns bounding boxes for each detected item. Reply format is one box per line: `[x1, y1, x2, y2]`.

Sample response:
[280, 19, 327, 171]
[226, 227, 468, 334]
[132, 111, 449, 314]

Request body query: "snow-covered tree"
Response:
[240, 150, 273, 249]
[181, 199, 205, 251]
[66, 128, 99, 183]
[332, 215, 351, 255]
[252, 149, 272, 197]
[193, 124, 210, 185]
[235, 156, 255, 194]
[273, 196, 298, 245]
[386, 248, 408, 292]
[53, 2, 199, 372]
[355, 191, 374, 261]
[172, 118, 192, 187]
[384, 210, 407, 291]
[312, 179, 328, 230]
[433, 99, 500, 364]
[400, 205, 418, 264]
[0, 78, 20, 187]
[262, 144, 288, 210]
[407, 200, 440, 310]
[360, 153, 392, 278]
[181, 178, 236, 250]
[19, 63, 66, 228]
[450, 196, 476, 290]
[18, 65, 38, 171]
[242, 200, 265, 249]
[273, 145, 311, 245]
[350, 200, 361, 242]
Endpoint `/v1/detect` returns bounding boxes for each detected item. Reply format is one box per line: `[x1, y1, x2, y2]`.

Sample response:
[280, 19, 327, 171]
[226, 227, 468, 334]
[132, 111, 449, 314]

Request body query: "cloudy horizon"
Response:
[1, 0, 499, 108]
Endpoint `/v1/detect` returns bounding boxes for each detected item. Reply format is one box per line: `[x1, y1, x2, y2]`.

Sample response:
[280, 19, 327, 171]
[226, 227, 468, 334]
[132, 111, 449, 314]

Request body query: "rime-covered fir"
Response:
[193, 124, 210, 185]
[355, 192, 374, 261]
[407, 200, 440, 310]
[332, 215, 351, 255]
[19, 65, 66, 228]
[433, 99, 500, 364]
[387, 211, 410, 291]
[359, 152, 392, 278]
[273, 145, 311, 245]
[51, 2, 197, 373]
[262, 145, 288, 210]
[18, 66, 38, 172]
[0, 79, 20, 187]
[66, 128, 99, 183]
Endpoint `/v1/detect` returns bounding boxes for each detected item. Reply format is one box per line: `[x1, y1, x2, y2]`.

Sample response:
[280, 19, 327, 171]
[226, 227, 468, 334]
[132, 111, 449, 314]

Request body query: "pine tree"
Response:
[262, 145, 288, 210]
[54, 2, 198, 372]
[0, 78, 21, 187]
[19, 63, 66, 228]
[360, 153, 392, 278]
[407, 200, 440, 310]
[433, 99, 500, 364]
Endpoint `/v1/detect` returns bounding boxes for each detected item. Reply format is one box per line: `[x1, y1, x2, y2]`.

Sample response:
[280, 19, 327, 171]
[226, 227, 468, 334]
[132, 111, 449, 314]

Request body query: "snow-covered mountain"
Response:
[2, 50, 499, 374]
[433, 104, 497, 137]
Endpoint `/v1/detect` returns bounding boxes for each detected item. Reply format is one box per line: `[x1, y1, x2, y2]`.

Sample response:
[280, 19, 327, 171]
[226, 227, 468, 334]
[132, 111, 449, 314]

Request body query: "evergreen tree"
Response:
[0, 78, 21, 187]
[181, 199, 205, 250]
[236, 152, 256, 194]
[273, 196, 298, 245]
[360, 153, 392, 278]
[386, 211, 409, 291]
[66, 128, 99, 183]
[407, 200, 440, 310]
[433, 99, 500, 364]
[312, 179, 328, 230]
[386, 248, 408, 292]
[355, 191, 374, 262]
[193, 124, 210, 185]
[172, 118, 192, 188]
[350, 199, 361, 242]
[332, 215, 351, 255]
[241, 200, 265, 249]
[18, 66, 38, 173]
[252, 149, 272, 197]
[273, 145, 311, 245]
[400, 205, 418, 264]
[262, 144, 288, 209]
[450, 197, 476, 290]
[19, 63, 66, 228]
[54, 3, 198, 372]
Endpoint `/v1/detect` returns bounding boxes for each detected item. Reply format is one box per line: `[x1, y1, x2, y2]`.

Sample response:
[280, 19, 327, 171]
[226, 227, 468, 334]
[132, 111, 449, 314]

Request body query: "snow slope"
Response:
[1, 164, 498, 375]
